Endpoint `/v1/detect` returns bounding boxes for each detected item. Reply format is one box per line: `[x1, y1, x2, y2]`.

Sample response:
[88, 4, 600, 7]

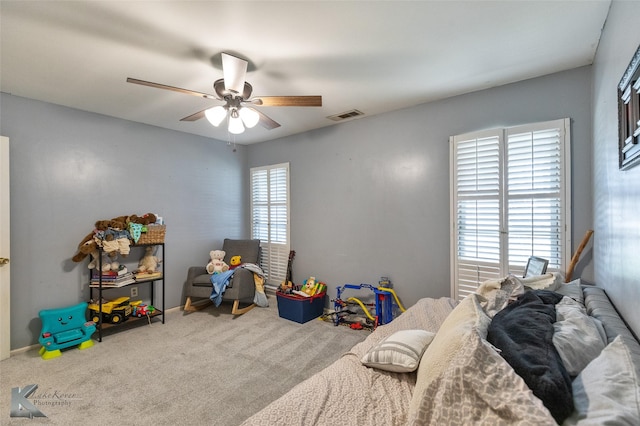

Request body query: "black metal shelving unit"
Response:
[90, 243, 165, 341]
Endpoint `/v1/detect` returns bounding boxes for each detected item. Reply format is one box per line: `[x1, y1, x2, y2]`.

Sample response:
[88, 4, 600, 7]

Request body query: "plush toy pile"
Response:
[72, 213, 160, 270]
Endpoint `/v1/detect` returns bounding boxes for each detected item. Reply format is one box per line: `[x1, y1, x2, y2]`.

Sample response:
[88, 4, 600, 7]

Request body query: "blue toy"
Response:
[332, 279, 406, 328]
[38, 302, 96, 360]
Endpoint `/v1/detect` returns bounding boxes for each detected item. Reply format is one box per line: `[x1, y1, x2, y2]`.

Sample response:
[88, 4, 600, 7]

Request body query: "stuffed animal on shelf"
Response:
[94, 220, 119, 258]
[72, 232, 98, 263]
[137, 246, 160, 274]
[206, 250, 229, 274]
[128, 213, 157, 226]
[108, 219, 132, 257]
[88, 251, 120, 272]
[229, 255, 242, 270]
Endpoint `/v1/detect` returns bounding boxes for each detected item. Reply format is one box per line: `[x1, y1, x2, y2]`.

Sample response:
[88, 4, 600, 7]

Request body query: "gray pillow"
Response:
[563, 336, 640, 425]
[553, 296, 607, 376]
[555, 278, 584, 305]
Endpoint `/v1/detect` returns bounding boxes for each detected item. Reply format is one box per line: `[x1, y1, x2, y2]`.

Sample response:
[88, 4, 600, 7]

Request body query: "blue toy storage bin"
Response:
[276, 292, 326, 324]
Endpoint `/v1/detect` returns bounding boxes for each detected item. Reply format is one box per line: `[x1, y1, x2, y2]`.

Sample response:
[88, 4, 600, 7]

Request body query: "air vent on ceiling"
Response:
[327, 109, 365, 122]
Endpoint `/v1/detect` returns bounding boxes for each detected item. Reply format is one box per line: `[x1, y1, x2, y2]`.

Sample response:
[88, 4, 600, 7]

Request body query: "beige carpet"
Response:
[0, 296, 367, 425]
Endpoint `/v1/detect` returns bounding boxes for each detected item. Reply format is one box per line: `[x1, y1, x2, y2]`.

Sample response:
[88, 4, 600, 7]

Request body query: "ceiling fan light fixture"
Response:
[239, 107, 260, 128]
[205, 105, 227, 127]
[127, 52, 321, 135]
[228, 108, 245, 134]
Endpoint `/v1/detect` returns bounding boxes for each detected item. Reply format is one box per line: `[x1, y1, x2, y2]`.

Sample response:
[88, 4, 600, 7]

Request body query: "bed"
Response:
[241, 274, 640, 425]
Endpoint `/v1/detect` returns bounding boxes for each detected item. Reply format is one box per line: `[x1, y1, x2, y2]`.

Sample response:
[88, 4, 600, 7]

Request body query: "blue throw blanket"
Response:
[209, 270, 236, 307]
[209, 264, 269, 308]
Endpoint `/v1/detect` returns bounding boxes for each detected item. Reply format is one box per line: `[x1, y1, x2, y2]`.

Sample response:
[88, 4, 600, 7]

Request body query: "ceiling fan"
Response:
[127, 53, 322, 134]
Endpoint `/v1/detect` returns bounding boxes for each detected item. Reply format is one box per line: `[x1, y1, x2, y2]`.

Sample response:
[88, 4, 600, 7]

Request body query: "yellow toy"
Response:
[88, 296, 132, 324]
[302, 277, 316, 295]
[229, 255, 242, 270]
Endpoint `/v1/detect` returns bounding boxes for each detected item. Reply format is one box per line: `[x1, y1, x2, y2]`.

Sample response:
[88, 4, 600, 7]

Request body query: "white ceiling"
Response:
[0, 1, 611, 145]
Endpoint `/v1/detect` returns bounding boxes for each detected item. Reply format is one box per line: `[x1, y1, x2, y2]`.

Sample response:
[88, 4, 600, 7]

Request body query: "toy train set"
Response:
[324, 278, 406, 330]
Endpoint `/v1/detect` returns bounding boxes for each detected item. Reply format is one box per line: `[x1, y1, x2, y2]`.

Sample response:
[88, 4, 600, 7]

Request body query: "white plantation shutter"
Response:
[451, 119, 570, 301]
[507, 123, 566, 276]
[452, 130, 503, 300]
[251, 163, 290, 286]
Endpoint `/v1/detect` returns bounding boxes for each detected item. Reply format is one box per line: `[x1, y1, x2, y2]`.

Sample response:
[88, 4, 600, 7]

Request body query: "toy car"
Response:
[89, 296, 132, 324]
[130, 300, 155, 317]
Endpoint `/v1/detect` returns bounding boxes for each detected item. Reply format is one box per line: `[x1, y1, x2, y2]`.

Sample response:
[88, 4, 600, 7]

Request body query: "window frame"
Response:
[450, 118, 571, 301]
[250, 162, 291, 287]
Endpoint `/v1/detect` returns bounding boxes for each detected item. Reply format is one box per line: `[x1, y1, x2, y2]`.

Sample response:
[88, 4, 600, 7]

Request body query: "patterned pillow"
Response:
[564, 336, 640, 425]
[408, 329, 555, 424]
[409, 294, 491, 418]
[361, 329, 435, 372]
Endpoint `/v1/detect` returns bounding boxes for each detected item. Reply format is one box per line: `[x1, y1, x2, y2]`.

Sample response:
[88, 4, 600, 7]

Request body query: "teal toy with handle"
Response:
[38, 302, 96, 360]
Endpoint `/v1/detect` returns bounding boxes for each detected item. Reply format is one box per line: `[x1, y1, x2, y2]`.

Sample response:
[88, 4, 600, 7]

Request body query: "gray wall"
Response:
[1, 93, 247, 349]
[2, 48, 599, 351]
[592, 0, 640, 337]
[248, 66, 594, 309]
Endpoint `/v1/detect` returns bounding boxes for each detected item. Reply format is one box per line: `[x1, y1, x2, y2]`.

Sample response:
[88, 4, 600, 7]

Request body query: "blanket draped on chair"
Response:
[209, 264, 268, 308]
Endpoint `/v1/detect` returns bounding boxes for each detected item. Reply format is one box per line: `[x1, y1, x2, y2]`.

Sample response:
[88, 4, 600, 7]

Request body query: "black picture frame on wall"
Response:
[618, 44, 640, 170]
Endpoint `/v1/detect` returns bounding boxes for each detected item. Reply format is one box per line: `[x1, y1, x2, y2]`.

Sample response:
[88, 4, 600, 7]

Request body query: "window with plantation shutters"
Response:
[251, 163, 290, 287]
[450, 119, 571, 301]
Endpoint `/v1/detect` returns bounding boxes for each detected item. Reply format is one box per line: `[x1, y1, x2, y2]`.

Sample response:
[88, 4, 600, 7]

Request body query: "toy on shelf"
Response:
[38, 302, 96, 360]
[88, 296, 132, 324]
[70, 212, 163, 264]
[137, 245, 160, 274]
[329, 277, 405, 329]
[130, 300, 156, 317]
[130, 300, 156, 324]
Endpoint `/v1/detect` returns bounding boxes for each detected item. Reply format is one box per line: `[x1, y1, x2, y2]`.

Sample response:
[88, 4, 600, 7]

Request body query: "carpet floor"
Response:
[0, 296, 367, 425]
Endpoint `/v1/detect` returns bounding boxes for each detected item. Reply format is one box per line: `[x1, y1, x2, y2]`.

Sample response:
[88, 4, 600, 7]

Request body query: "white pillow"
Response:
[553, 296, 607, 376]
[517, 272, 563, 291]
[361, 329, 435, 373]
[563, 336, 640, 425]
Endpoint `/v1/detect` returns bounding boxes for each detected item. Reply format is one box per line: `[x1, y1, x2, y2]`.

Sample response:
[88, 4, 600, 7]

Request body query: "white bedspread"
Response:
[240, 297, 457, 426]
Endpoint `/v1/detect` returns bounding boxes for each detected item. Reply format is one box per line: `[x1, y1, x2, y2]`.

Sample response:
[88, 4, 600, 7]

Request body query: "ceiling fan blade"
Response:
[127, 78, 219, 100]
[179, 108, 208, 122]
[252, 96, 322, 107]
[221, 53, 248, 95]
[252, 108, 281, 130]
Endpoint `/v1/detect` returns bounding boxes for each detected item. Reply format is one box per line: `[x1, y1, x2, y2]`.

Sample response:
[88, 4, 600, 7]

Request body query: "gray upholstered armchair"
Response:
[184, 239, 261, 315]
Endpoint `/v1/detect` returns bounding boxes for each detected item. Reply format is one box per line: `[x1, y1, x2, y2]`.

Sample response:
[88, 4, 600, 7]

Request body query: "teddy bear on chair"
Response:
[206, 250, 229, 274]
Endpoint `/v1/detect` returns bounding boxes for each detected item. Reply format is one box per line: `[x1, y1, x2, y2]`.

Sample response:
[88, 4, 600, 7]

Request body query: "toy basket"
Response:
[136, 225, 166, 245]
[276, 291, 326, 324]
